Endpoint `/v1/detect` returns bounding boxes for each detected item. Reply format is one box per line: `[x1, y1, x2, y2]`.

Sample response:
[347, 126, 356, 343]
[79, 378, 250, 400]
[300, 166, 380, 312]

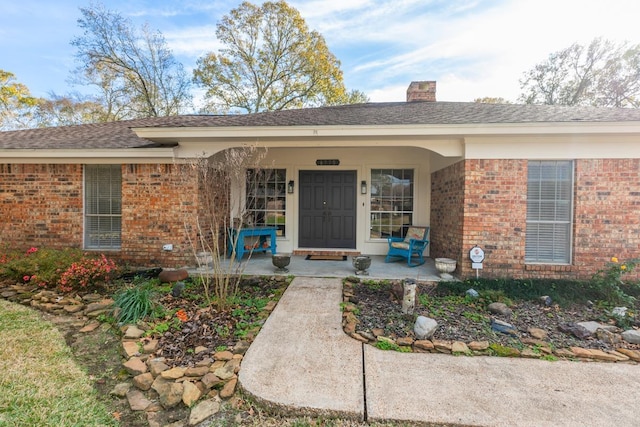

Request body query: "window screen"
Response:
[370, 169, 414, 239]
[85, 165, 122, 249]
[525, 160, 573, 263]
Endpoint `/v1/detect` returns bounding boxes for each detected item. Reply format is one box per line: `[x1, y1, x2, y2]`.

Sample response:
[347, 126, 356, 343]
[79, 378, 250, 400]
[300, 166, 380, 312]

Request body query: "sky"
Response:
[1, 0, 640, 108]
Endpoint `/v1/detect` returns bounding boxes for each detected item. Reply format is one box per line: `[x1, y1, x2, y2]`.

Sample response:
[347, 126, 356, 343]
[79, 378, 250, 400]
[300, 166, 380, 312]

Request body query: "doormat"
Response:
[305, 255, 347, 261]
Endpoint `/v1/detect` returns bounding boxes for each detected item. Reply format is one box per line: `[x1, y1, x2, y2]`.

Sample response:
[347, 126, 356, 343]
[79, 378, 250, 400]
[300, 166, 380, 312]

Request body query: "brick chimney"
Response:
[406, 81, 436, 102]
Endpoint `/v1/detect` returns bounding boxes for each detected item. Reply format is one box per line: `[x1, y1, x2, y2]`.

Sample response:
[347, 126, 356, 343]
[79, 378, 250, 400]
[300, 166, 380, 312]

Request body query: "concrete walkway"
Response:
[239, 277, 640, 426]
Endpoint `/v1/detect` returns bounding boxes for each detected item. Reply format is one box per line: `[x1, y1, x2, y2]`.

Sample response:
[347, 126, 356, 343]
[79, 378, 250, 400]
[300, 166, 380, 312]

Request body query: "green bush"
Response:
[113, 279, 159, 325]
[437, 258, 640, 307]
[0, 246, 118, 292]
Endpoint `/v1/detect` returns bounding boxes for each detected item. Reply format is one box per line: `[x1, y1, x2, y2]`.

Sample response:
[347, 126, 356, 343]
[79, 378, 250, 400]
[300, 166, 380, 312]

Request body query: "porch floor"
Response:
[221, 253, 442, 281]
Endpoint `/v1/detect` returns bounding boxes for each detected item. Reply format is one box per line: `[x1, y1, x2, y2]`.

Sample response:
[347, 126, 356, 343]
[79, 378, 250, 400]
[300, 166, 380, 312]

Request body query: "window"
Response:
[245, 169, 287, 236]
[85, 165, 122, 249]
[525, 160, 573, 263]
[370, 169, 414, 239]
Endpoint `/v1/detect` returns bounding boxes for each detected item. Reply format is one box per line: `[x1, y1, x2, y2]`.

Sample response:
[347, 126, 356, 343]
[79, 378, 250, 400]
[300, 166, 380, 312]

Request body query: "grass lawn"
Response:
[0, 299, 118, 427]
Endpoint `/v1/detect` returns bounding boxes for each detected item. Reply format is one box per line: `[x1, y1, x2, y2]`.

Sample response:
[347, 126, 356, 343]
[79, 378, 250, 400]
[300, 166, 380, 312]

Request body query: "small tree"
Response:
[180, 147, 268, 310]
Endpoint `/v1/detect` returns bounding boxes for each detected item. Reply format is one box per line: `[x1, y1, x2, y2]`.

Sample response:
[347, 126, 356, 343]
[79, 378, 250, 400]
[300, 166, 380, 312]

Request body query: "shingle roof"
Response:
[2, 101, 640, 150]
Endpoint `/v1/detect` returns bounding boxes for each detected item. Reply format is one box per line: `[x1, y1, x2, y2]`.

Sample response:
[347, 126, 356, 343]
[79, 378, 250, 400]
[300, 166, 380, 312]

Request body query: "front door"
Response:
[299, 171, 356, 248]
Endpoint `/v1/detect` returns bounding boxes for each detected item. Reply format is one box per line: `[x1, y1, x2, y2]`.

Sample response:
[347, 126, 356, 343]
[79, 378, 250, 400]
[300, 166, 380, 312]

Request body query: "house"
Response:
[1, 81, 640, 280]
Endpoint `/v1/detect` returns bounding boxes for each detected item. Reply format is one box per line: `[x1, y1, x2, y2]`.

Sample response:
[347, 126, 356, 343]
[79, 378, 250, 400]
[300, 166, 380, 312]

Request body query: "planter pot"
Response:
[435, 258, 457, 279]
[272, 253, 291, 273]
[352, 256, 371, 276]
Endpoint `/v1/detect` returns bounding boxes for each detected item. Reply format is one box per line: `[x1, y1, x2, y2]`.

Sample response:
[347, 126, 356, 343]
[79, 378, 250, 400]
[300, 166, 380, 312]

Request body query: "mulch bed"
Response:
[350, 279, 640, 353]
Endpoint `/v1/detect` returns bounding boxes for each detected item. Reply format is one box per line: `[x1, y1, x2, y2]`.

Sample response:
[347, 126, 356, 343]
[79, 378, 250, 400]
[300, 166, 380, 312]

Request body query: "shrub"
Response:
[113, 280, 158, 325]
[58, 254, 117, 292]
[587, 257, 640, 306]
[0, 247, 117, 292]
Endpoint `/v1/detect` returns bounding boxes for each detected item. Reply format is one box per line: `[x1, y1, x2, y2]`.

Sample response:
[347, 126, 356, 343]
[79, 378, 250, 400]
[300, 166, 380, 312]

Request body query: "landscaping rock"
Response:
[182, 381, 202, 407]
[220, 378, 238, 399]
[188, 399, 220, 426]
[527, 327, 548, 340]
[465, 288, 479, 298]
[577, 321, 612, 334]
[621, 329, 640, 344]
[201, 373, 223, 389]
[488, 302, 512, 316]
[558, 322, 592, 339]
[127, 389, 153, 411]
[123, 357, 148, 376]
[159, 269, 189, 283]
[161, 367, 187, 380]
[491, 318, 518, 336]
[413, 340, 434, 352]
[124, 325, 145, 339]
[149, 359, 170, 376]
[153, 377, 184, 409]
[213, 363, 236, 380]
[451, 341, 469, 354]
[468, 341, 489, 351]
[185, 366, 210, 377]
[110, 382, 132, 397]
[414, 316, 438, 340]
[133, 372, 154, 391]
[233, 340, 250, 354]
[122, 341, 141, 358]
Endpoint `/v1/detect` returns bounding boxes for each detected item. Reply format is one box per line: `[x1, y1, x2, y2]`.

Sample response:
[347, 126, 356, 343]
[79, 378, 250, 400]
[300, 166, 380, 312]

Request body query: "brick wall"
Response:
[0, 163, 206, 268]
[121, 164, 200, 268]
[460, 159, 528, 278]
[432, 158, 640, 281]
[572, 159, 640, 277]
[0, 164, 84, 250]
[430, 160, 465, 268]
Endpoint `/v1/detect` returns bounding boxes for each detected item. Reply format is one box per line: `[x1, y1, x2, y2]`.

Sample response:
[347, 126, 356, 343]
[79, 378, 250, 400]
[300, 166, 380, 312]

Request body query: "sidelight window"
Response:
[245, 169, 287, 236]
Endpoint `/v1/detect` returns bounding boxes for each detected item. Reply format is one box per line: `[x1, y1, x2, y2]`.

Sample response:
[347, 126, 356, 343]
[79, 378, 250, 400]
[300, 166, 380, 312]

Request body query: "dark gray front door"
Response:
[299, 171, 356, 248]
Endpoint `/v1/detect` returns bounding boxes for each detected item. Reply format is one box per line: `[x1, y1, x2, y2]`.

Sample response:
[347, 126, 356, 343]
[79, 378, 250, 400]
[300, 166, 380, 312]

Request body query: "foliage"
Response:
[71, 2, 192, 120]
[488, 343, 520, 357]
[473, 97, 511, 104]
[587, 257, 640, 307]
[58, 254, 118, 292]
[193, 0, 364, 113]
[519, 37, 640, 108]
[179, 147, 269, 311]
[375, 339, 411, 352]
[29, 92, 106, 127]
[113, 278, 160, 324]
[0, 247, 117, 292]
[438, 257, 640, 307]
[0, 69, 38, 130]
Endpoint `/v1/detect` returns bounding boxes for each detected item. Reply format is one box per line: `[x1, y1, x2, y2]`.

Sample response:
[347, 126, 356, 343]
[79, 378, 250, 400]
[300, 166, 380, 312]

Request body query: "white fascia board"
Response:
[0, 148, 177, 164]
[133, 121, 640, 140]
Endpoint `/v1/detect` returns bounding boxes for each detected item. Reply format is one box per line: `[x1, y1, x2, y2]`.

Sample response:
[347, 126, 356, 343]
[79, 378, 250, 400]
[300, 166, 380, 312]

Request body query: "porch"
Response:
[227, 254, 443, 281]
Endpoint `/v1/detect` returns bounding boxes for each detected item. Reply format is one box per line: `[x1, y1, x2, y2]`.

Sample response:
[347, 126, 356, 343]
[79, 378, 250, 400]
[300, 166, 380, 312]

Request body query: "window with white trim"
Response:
[84, 165, 122, 249]
[370, 169, 414, 239]
[525, 160, 573, 263]
[245, 169, 287, 236]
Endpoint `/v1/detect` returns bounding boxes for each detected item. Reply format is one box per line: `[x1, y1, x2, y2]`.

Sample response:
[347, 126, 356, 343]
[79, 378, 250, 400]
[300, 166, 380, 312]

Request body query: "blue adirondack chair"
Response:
[384, 226, 430, 267]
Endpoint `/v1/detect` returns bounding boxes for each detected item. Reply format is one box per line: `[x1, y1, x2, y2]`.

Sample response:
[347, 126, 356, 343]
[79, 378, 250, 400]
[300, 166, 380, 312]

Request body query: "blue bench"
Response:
[227, 227, 277, 259]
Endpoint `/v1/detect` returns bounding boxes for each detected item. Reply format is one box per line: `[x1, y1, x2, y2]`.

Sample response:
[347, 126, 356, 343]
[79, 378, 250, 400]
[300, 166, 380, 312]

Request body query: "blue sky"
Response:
[1, 0, 639, 107]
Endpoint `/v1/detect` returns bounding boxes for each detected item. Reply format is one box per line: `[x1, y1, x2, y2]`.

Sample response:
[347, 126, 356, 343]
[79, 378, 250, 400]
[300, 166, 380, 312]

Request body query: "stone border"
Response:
[341, 279, 640, 364]
[0, 281, 279, 427]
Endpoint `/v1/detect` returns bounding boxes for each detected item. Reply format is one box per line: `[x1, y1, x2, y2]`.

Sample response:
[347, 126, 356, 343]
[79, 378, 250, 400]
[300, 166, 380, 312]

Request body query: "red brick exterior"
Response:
[0, 163, 203, 268]
[0, 164, 84, 249]
[431, 159, 640, 280]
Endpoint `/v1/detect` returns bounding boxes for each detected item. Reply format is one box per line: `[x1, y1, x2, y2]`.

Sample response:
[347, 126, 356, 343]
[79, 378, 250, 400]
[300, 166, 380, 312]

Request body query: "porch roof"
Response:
[1, 101, 640, 151]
